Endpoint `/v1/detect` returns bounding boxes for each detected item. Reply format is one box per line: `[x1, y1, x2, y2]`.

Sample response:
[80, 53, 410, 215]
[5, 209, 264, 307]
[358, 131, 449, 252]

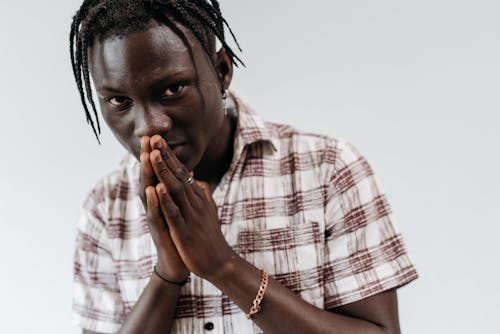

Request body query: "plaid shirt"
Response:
[73, 94, 418, 333]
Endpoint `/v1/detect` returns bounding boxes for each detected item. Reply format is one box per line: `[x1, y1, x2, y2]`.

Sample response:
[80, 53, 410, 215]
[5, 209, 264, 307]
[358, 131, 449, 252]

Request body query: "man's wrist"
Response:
[208, 251, 242, 285]
[154, 265, 191, 286]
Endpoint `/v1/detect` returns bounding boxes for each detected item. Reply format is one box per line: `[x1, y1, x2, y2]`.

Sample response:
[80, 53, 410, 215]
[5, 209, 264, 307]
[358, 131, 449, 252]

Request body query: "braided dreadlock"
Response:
[69, 0, 243, 143]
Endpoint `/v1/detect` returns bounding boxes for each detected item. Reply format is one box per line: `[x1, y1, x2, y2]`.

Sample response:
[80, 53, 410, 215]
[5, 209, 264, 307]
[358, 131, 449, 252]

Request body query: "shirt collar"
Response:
[231, 92, 278, 154]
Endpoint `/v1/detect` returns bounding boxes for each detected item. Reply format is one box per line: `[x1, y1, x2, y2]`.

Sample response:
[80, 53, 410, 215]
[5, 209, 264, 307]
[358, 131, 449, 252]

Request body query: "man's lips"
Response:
[168, 142, 186, 155]
[167, 142, 185, 149]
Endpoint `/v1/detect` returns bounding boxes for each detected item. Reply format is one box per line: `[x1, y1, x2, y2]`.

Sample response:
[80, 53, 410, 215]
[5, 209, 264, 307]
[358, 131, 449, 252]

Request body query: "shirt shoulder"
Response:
[263, 120, 356, 172]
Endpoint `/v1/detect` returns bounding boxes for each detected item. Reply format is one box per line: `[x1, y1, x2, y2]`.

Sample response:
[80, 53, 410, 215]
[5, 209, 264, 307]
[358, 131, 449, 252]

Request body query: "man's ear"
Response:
[216, 49, 233, 90]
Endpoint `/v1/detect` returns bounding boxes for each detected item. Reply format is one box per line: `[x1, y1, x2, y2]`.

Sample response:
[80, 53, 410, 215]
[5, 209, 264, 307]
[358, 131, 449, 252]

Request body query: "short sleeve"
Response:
[72, 186, 125, 333]
[323, 140, 418, 309]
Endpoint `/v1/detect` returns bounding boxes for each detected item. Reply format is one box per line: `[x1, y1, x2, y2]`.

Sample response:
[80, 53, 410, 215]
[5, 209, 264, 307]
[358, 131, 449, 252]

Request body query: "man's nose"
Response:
[134, 105, 173, 138]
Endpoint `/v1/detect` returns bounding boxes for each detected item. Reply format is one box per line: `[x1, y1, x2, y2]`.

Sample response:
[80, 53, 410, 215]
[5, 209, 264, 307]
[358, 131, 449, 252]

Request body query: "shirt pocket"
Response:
[236, 221, 325, 308]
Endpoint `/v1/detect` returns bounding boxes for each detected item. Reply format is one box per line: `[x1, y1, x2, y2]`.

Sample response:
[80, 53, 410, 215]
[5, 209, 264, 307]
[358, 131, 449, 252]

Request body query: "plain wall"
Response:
[0, 0, 498, 332]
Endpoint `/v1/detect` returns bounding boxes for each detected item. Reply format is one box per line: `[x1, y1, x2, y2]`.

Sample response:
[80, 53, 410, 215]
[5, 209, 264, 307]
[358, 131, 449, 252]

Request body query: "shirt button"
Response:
[204, 322, 214, 331]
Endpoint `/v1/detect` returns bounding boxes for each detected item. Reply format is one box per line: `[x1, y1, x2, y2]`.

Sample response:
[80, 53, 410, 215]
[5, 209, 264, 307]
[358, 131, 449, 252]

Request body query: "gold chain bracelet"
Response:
[246, 270, 269, 319]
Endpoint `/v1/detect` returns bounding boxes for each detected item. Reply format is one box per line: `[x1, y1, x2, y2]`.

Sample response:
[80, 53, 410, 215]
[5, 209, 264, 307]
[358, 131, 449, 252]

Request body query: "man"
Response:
[70, 1, 418, 333]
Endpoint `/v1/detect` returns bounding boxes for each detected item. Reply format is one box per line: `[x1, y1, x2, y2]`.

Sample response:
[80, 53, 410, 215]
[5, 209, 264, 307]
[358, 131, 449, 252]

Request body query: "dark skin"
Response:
[85, 22, 402, 334]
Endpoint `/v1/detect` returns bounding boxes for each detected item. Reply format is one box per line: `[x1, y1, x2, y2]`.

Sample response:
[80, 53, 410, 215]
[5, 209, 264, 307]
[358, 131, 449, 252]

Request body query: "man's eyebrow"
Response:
[154, 68, 192, 80]
[94, 68, 194, 94]
[149, 69, 196, 86]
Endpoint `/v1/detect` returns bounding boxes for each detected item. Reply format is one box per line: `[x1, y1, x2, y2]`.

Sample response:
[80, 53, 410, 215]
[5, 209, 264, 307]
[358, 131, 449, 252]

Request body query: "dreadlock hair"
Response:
[69, 0, 244, 143]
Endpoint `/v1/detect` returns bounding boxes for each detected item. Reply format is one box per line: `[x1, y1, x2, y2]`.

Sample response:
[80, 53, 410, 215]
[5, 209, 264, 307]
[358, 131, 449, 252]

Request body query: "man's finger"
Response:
[140, 152, 155, 206]
[150, 135, 197, 203]
[195, 180, 217, 211]
[150, 150, 193, 215]
[139, 136, 156, 207]
[156, 182, 186, 233]
[145, 186, 167, 241]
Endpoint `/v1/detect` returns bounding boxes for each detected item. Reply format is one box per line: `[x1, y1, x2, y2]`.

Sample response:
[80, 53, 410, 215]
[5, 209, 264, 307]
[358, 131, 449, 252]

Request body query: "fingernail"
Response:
[157, 183, 166, 194]
[153, 151, 161, 162]
[146, 187, 158, 208]
[141, 137, 149, 150]
[153, 138, 163, 149]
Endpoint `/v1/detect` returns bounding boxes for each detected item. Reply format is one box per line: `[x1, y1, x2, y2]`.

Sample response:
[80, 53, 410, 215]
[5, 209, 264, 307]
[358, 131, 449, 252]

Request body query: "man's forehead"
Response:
[89, 23, 200, 75]
[98, 23, 197, 58]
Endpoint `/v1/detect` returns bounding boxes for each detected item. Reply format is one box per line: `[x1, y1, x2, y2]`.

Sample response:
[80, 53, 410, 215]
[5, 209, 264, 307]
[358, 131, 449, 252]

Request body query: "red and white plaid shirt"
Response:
[73, 93, 418, 333]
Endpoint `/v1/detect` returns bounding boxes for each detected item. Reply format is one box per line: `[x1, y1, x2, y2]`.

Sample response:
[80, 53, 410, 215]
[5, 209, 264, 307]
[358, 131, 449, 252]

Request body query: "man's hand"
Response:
[148, 135, 235, 280]
[139, 136, 189, 282]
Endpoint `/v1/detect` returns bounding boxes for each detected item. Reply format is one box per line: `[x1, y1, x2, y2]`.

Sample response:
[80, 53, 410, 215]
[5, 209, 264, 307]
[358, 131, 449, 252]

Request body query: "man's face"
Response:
[89, 22, 228, 172]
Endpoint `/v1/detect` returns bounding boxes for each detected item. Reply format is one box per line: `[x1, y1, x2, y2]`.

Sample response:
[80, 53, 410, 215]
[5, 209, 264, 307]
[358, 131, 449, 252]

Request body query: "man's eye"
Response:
[163, 84, 185, 97]
[106, 96, 131, 106]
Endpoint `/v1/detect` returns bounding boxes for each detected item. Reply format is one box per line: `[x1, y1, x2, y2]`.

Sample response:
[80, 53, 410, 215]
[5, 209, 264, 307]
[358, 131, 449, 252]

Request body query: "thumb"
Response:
[195, 180, 217, 210]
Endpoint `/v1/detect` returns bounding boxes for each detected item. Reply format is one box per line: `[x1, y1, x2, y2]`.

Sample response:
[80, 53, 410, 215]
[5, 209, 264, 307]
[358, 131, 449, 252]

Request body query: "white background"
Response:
[1, 0, 499, 333]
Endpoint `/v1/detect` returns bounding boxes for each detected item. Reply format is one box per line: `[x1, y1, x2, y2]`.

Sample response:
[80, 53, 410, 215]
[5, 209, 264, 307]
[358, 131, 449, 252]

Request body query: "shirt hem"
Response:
[325, 266, 419, 310]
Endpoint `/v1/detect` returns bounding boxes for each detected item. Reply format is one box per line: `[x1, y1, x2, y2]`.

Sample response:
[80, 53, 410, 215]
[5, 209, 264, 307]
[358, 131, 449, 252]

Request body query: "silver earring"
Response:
[222, 90, 228, 116]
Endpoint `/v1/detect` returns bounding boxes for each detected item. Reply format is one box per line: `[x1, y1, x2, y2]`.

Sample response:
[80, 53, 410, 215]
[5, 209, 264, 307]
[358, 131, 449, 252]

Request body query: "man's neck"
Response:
[194, 114, 237, 192]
